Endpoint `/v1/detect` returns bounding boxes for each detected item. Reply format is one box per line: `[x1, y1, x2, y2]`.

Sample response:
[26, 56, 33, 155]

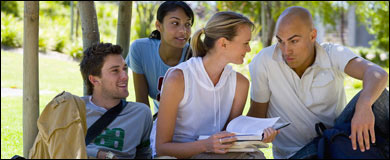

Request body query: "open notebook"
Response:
[198, 115, 290, 152]
[199, 115, 281, 141]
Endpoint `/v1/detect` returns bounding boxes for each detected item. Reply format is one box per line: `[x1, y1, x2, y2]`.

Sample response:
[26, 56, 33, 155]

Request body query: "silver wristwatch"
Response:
[105, 151, 115, 159]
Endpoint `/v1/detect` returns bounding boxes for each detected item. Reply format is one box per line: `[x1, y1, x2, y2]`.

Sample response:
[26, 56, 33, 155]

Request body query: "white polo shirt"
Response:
[249, 42, 358, 158]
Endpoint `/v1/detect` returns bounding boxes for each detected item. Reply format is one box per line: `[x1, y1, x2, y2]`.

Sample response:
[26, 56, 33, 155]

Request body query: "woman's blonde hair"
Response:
[191, 11, 254, 57]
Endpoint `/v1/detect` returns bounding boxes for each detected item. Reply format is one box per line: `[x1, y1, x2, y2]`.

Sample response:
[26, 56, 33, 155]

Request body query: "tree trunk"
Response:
[76, 5, 80, 38]
[70, 1, 74, 40]
[261, 1, 276, 47]
[340, 6, 346, 45]
[23, 1, 39, 158]
[79, 1, 100, 96]
[265, 2, 276, 47]
[261, 1, 267, 47]
[116, 1, 132, 58]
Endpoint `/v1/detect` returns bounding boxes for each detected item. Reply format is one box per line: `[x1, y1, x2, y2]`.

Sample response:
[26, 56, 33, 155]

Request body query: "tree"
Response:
[353, 1, 389, 51]
[133, 1, 160, 39]
[23, 1, 39, 157]
[116, 1, 132, 58]
[79, 1, 100, 95]
[1, 1, 20, 17]
[217, 2, 345, 47]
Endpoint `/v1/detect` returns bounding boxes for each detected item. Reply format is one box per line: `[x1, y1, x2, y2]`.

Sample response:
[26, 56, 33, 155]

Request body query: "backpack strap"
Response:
[85, 99, 127, 145]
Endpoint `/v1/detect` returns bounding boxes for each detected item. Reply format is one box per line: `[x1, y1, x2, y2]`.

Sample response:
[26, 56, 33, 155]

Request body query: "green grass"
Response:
[1, 50, 388, 159]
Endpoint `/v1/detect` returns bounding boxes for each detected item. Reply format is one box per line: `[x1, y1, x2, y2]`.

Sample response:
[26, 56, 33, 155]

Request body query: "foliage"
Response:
[216, 1, 264, 40]
[353, 1, 389, 51]
[38, 2, 71, 52]
[1, 12, 23, 47]
[39, 1, 69, 18]
[1, 1, 20, 17]
[132, 2, 160, 39]
[350, 47, 389, 67]
[191, 2, 217, 34]
[216, 1, 389, 51]
[65, 42, 84, 59]
[1, 1, 121, 59]
[96, 2, 118, 44]
[216, 2, 337, 46]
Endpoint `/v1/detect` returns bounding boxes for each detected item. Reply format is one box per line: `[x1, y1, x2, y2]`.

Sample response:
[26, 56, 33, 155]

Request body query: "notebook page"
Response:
[226, 115, 280, 135]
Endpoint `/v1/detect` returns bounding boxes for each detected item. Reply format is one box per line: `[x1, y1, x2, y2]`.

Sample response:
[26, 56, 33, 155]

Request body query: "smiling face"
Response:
[225, 24, 252, 64]
[157, 8, 192, 49]
[275, 8, 317, 72]
[91, 54, 129, 99]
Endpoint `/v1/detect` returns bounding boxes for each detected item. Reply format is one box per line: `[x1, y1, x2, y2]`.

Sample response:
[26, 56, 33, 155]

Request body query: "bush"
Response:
[1, 12, 23, 47]
[38, 36, 50, 52]
[1, 1, 20, 17]
[65, 43, 83, 60]
[95, 2, 118, 44]
[350, 47, 389, 67]
[39, 1, 69, 18]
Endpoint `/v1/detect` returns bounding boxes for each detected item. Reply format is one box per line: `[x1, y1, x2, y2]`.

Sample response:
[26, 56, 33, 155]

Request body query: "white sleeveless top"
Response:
[167, 57, 237, 142]
[150, 57, 237, 156]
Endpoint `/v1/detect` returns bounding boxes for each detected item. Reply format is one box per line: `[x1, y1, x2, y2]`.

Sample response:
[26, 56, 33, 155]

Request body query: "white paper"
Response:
[226, 115, 280, 135]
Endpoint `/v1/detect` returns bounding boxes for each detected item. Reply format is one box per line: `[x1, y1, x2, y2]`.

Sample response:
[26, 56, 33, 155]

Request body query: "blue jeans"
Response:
[290, 89, 389, 159]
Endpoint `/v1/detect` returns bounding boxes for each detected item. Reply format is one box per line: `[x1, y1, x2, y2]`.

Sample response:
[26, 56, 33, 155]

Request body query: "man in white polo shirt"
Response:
[247, 6, 389, 159]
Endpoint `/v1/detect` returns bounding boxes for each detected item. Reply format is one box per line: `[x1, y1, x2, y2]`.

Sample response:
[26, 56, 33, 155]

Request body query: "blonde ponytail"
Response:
[191, 11, 254, 57]
[191, 28, 207, 57]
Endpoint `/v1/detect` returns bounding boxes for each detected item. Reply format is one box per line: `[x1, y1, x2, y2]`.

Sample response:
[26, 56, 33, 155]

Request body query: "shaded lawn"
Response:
[2, 50, 386, 159]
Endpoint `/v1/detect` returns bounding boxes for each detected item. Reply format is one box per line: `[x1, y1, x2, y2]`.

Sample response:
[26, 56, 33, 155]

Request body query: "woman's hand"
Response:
[262, 127, 279, 143]
[204, 131, 237, 154]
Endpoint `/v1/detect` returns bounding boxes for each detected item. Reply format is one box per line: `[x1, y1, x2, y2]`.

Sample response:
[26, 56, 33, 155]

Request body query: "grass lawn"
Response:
[1, 50, 387, 159]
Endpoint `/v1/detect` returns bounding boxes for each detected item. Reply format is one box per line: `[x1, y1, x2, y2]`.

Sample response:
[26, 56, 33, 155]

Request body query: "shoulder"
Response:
[130, 38, 159, 54]
[319, 42, 355, 56]
[319, 42, 337, 52]
[251, 44, 277, 66]
[165, 69, 185, 85]
[124, 102, 152, 120]
[129, 38, 160, 62]
[132, 38, 159, 47]
[249, 44, 277, 74]
[236, 72, 249, 87]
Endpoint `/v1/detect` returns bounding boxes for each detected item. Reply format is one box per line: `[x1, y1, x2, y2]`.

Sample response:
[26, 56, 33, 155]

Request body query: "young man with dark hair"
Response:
[80, 43, 152, 159]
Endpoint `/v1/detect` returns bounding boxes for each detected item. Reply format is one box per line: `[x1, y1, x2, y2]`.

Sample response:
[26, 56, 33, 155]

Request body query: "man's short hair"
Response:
[79, 43, 123, 95]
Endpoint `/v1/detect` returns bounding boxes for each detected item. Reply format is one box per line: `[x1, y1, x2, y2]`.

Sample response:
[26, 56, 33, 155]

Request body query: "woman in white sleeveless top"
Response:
[154, 12, 278, 159]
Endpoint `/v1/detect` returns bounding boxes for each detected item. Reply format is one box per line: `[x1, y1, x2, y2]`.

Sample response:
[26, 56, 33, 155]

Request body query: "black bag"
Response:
[11, 155, 25, 159]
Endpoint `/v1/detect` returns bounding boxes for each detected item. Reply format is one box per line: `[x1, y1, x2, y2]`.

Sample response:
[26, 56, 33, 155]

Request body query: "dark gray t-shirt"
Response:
[84, 96, 153, 159]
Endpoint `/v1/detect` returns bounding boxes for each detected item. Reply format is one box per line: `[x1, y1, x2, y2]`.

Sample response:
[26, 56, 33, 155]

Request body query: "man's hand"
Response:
[349, 100, 375, 152]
